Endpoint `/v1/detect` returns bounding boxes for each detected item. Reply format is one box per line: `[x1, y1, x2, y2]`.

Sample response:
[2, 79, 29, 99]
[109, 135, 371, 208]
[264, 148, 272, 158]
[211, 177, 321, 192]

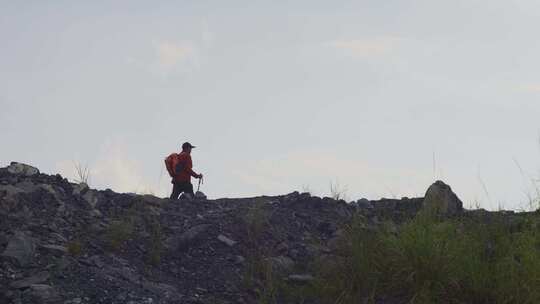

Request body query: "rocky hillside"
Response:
[0, 162, 532, 304]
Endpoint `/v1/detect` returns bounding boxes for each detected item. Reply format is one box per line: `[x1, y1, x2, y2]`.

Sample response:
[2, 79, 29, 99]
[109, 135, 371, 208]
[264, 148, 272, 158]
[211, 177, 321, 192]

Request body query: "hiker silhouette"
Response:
[165, 142, 203, 200]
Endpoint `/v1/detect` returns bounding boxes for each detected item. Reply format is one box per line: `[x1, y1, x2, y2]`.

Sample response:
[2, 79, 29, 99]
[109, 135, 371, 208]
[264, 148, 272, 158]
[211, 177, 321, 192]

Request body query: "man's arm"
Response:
[188, 168, 202, 179]
[187, 155, 202, 178]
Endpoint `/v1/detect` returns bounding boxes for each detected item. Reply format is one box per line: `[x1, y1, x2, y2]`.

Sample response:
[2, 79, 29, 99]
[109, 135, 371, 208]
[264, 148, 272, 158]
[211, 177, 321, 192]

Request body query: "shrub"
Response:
[243, 200, 271, 245]
[145, 218, 163, 265]
[241, 200, 292, 303]
[242, 201, 270, 285]
[67, 240, 83, 256]
[312, 212, 540, 304]
[105, 219, 134, 251]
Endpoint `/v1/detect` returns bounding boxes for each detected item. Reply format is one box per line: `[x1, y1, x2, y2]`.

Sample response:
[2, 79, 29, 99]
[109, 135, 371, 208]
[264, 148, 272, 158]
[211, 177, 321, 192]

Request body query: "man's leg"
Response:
[170, 183, 182, 199]
[186, 182, 195, 196]
[177, 182, 194, 199]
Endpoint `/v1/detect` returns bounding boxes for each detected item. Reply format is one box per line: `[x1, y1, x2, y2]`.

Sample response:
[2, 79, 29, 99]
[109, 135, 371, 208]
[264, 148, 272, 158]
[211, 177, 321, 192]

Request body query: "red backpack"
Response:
[164, 153, 178, 177]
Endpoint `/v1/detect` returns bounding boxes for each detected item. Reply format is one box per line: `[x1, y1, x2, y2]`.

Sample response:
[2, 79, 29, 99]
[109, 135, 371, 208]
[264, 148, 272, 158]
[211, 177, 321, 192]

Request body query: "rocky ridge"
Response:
[0, 162, 519, 304]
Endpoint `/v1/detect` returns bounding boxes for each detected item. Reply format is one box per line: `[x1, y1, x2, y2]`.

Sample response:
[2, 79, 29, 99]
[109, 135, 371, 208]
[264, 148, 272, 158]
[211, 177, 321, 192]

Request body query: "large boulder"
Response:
[7, 162, 39, 176]
[72, 183, 100, 208]
[1, 231, 37, 267]
[71, 183, 89, 196]
[21, 284, 62, 304]
[422, 181, 463, 216]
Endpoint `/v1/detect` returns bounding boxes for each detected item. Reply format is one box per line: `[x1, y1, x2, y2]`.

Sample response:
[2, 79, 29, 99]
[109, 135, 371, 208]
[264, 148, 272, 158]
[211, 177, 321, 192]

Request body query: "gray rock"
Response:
[40, 244, 67, 256]
[305, 243, 330, 257]
[234, 255, 245, 265]
[71, 183, 89, 196]
[7, 162, 39, 176]
[49, 233, 67, 243]
[0, 184, 25, 197]
[141, 194, 164, 206]
[82, 190, 99, 208]
[422, 180, 463, 216]
[55, 256, 72, 271]
[166, 224, 211, 251]
[275, 242, 289, 254]
[89, 255, 105, 268]
[39, 184, 63, 203]
[356, 198, 373, 209]
[287, 274, 314, 283]
[141, 280, 180, 299]
[10, 271, 50, 289]
[15, 181, 40, 193]
[22, 284, 62, 304]
[268, 256, 294, 274]
[116, 266, 139, 284]
[1, 231, 36, 267]
[0, 232, 8, 247]
[286, 191, 301, 201]
[89, 208, 103, 218]
[217, 234, 236, 247]
[298, 192, 311, 200]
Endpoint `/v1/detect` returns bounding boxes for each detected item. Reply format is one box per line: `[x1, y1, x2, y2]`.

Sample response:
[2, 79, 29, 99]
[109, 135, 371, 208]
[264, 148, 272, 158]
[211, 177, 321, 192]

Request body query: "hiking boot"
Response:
[180, 193, 194, 200]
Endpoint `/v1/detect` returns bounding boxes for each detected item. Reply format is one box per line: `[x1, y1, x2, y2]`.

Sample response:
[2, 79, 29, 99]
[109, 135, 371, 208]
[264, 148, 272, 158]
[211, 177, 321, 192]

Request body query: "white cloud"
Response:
[327, 37, 404, 57]
[517, 84, 540, 92]
[144, 21, 215, 75]
[56, 141, 166, 196]
[201, 18, 214, 46]
[156, 41, 197, 71]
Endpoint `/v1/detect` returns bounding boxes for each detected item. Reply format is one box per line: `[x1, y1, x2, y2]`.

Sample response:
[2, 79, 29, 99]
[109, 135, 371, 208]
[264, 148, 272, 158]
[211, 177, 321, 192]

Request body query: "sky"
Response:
[2, 1, 540, 210]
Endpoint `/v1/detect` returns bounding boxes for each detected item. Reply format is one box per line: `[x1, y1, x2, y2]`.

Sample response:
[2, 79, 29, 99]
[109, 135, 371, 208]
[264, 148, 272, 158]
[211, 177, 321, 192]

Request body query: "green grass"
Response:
[145, 218, 163, 265]
[105, 218, 134, 251]
[241, 201, 273, 299]
[66, 239, 83, 256]
[310, 212, 540, 304]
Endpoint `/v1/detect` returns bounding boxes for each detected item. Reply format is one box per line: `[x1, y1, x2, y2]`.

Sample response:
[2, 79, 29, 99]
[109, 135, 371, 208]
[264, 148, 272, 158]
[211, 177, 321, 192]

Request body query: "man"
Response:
[169, 142, 203, 200]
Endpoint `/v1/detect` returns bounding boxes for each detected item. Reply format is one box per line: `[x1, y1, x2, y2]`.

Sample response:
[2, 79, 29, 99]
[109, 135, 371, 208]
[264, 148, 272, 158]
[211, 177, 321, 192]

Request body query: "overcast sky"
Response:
[2, 1, 540, 210]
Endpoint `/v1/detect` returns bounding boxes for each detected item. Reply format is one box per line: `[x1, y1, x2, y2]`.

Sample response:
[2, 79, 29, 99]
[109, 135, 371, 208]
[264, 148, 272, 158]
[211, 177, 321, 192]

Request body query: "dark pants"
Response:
[170, 181, 194, 199]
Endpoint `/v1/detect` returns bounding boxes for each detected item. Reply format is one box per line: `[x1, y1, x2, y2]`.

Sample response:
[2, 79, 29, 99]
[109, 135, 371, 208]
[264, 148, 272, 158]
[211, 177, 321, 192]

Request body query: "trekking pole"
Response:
[197, 176, 204, 192]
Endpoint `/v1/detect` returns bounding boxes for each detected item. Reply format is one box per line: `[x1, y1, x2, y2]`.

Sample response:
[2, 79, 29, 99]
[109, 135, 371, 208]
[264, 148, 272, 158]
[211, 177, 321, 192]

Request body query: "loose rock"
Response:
[287, 274, 314, 283]
[1, 231, 36, 267]
[217, 234, 236, 247]
[10, 271, 50, 289]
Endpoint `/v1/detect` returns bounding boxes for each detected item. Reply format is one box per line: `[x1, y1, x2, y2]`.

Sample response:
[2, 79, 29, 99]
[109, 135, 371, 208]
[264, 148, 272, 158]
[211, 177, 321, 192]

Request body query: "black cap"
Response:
[182, 142, 196, 150]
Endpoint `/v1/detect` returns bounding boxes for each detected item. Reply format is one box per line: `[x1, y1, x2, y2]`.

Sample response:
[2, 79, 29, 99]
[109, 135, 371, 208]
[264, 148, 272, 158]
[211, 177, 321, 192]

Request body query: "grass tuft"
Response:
[105, 219, 134, 251]
[73, 161, 91, 185]
[329, 180, 348, 201]
[308, 211, 540, 304]
[145, 218, 163, 265]
[66, 240, 83, 256]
